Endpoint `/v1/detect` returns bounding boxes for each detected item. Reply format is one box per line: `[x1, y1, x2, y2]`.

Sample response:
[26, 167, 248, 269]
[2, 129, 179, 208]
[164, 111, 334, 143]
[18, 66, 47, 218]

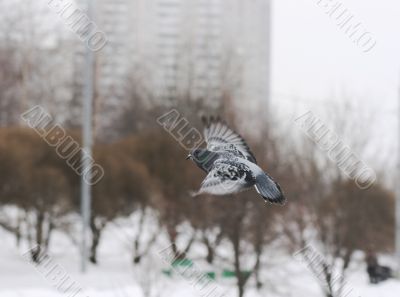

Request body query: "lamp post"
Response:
[81, 0, 94, 273]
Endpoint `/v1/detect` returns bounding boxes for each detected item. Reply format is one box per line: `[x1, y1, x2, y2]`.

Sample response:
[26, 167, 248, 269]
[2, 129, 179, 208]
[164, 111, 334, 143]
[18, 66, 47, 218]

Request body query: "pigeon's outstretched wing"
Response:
[254, 172, 286, 205]
[192, 161, 249, 196]
[202, 117, 257, 163]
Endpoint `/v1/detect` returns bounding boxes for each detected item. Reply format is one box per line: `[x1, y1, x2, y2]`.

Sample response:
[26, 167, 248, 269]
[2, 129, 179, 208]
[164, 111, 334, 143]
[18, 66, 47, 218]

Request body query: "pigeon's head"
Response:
[186, 148, 217, 172]
[187, 148, 206, 161]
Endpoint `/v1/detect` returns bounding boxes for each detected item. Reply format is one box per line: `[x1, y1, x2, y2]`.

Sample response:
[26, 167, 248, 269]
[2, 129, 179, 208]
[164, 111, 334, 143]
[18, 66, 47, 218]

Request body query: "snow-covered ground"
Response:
[0, 223, 399, 297]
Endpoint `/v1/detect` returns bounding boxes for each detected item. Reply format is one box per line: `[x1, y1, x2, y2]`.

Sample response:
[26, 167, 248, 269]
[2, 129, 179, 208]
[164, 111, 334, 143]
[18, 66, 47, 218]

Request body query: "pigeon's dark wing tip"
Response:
[262, 193, 286, 205]
[255, 173, 286, 206]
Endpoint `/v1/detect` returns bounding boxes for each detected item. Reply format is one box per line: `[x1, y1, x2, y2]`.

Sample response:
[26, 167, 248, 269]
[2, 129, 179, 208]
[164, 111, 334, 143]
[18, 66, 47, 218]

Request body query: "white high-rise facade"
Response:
[154, 0, 224, 102]
[73, 0, 271, 134]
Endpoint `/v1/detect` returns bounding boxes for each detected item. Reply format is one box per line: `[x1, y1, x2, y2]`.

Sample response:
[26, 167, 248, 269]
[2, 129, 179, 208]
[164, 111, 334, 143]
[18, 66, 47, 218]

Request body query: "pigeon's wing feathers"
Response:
[193, 162, 248, 196]
[254, 172, 286, 205]
[203, 118, 257, 163]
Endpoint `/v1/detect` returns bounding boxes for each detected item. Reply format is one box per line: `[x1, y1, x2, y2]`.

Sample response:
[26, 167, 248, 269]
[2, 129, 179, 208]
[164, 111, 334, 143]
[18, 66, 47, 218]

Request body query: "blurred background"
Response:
[0, 0, 399, 297]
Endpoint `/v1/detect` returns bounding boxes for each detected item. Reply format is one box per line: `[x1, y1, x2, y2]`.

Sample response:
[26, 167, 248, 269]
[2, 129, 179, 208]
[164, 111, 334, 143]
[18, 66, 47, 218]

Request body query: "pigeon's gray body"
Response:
[188, 118, 285, 205]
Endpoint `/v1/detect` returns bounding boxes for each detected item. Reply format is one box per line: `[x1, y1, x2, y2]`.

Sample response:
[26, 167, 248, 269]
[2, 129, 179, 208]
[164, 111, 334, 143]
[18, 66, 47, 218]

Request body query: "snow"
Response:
[0, 223, 399, 297]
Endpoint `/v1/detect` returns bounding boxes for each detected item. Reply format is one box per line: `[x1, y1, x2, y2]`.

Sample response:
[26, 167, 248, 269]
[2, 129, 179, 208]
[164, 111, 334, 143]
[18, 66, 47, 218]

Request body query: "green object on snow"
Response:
[222, 269, 236, 278]
[172, 258, 193, 267]
[162, 269, 173, 277]
[222, 269, 252, 279]
[206, 272, 216, 280]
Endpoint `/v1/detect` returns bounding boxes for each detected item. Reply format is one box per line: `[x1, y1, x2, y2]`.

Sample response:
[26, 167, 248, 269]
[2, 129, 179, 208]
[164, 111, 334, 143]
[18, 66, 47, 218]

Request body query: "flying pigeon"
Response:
[187, 117, 286, 204]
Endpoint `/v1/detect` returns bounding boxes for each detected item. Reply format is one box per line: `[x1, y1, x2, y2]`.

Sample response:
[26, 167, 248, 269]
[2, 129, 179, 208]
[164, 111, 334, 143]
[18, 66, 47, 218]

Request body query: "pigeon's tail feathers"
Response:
[254, 172, 286, 205]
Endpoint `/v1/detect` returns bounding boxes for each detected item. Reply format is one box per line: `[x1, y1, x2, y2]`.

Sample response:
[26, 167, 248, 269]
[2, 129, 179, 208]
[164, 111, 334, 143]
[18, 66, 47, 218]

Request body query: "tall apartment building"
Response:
[73, 0, 271, 135]
[154, 0, 224, 102]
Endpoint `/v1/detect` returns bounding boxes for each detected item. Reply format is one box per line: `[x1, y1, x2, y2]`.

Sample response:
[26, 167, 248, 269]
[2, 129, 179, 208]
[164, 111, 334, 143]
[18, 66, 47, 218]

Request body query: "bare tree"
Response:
[88, 141, 151, 264]
[0, 128, 73, 262]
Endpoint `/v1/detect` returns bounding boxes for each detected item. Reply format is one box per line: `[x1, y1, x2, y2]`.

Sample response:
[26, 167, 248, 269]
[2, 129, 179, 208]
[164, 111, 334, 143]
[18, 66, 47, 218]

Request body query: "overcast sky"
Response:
[273, 0, 399, 105]
[271, 0, 399, 166]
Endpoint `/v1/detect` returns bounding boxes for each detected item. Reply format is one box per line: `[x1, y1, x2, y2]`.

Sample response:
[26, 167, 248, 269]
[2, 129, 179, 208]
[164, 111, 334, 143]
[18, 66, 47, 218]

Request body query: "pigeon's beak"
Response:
[186, 154, 192, 160]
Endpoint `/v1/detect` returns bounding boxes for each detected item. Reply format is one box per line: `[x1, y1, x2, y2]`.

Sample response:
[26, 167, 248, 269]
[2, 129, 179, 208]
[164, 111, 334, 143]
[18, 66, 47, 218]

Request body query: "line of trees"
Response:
[0, 102, 395, 297]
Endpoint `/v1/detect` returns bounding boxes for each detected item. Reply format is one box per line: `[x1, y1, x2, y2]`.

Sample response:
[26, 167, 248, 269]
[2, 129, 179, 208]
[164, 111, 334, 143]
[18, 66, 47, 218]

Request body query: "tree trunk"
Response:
[232, 225, 245, 297]
[133, 207, 146, 264]
[89, 217, 104, 264]
[15, 211, 23, 247]
[167, 225, 194, 260]
[323, 263, 334, 297]
[15, 222, 21, 247]
[44, 220, 54, 251]
[233, 240, 245, 297]
[31, 211, 44, 263]
[205, 241, 215, 264]
[254, 244, 262, 289]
